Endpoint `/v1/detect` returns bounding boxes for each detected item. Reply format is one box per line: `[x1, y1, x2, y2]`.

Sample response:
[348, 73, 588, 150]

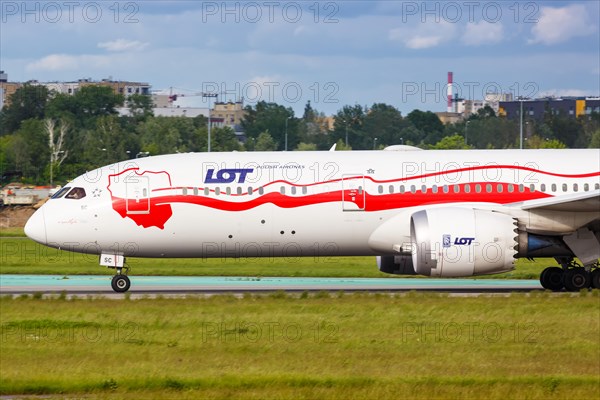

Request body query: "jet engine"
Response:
[409, 207, 518, 277]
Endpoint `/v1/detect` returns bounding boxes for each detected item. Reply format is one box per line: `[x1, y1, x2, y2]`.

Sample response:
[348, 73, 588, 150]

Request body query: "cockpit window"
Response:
[51, 186, 71, 199]
[65, 187, 86, 199]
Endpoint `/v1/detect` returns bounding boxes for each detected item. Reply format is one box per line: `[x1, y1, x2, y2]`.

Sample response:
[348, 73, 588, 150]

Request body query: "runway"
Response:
[0, 274, 542, 295]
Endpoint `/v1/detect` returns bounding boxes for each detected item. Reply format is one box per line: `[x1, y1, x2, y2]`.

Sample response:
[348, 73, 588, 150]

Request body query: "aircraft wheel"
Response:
[111, 274, 131, 293]
[563, 269, 590, 292]
[540, 267, 564, 291]
[590, 269, 600, 289]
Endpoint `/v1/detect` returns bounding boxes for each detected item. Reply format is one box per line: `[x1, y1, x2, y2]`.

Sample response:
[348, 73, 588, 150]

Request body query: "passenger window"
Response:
[248, 187, 253, 195]
[573, 184, 578, 192]
[486, 184, 492, 193]
[280, 186, 285, 194]
[410, 185, 416, 194]
[237, 187, 242, 195]
[182, 187, 188, 196]
[464, 184, 471, 194]
[584, 183, 589, 191]
[432, 185, 438, 194]
[65, 187, 86, 199]
[193, 187, 199, 196]
[421, 185, 427, 193]
[204, 187, 209, 196]
[291, 186, 297, 195]
[258, 187, 264, 195]
[453, 185, 460, 193]
[551, 184, 557, 192]
[389, 185, 394, 194]
[519, 184, 524, 193]
[215, 187, 221, 196]
[475, 184, 481, 193]
[562, 184, 567, 192]
[529, 184, 535, 192]
[595, 183, 600, 190]
[52, 186, 71, 199]
[302, 187, 308, 195]
[497, 184, 503, 193]
[541, 184, 546, 192]
[378, 185, 383, 194]
[226, 187, 231, 196]
[443, 185, 449, 194]
[507, 184, 514, 193]
[399, 185, 405, 194]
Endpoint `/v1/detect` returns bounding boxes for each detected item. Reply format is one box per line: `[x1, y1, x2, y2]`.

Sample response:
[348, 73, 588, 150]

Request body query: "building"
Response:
[212, 101, 246, 126]
[0, 71, 22, 110]
[499, 97, 600, 121]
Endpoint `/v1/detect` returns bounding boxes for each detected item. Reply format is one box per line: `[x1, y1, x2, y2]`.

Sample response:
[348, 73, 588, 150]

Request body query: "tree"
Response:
[589, 129, 600, 148]
[406, 110, 444, 145]
[332, 105, 365, 148]
[0, 84, 49, 134]
[526, 135, 566, 149]
[254, 131, 277, 151]
[241, 101, 295, 150]
[431, 134, 471, 149]
[363, 103, 408, 147]
[45, 119, 69, 185]
[127, 94, 154, 120]
[295, 142, 317, 151]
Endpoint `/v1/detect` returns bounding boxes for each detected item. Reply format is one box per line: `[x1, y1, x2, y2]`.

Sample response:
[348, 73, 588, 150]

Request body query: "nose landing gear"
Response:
[111, 270, 131, 293]
[100, 253, 131, 293]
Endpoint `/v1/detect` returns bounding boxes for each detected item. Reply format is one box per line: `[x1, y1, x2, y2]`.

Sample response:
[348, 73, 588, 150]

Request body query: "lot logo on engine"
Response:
[454, 237, 475, 245]
[443, 235, 475, 247]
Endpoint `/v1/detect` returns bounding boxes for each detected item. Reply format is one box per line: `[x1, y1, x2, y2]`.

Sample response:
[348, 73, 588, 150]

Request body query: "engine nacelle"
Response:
[377, 255, 416, 275]
[410, 208, 518, 277]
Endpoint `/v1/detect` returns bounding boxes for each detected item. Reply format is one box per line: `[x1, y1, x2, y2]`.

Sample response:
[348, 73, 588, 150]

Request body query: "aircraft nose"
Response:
[24, 208, 47, 245]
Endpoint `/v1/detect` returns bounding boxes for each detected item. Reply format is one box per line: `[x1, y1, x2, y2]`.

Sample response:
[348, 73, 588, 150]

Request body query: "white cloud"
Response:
[389, 21, 456, 49]
[539, 89, 598, 98]
[26, 54, 113, 72]
[529, 4, 597, 45]
[462, 21, 503, 46]
[97, 39, 149, 52]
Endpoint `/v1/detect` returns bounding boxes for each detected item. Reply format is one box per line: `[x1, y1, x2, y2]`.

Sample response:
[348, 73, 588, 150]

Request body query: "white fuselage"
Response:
[25, 149, 600, 261]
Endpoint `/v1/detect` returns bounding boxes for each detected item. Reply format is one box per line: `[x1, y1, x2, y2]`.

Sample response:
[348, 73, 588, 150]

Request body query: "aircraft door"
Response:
[342, 174, 365, 211]
[125, 175, 150, 214]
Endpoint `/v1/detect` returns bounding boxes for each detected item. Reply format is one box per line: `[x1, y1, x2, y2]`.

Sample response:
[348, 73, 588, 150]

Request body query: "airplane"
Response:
[24, 146, 600, 293]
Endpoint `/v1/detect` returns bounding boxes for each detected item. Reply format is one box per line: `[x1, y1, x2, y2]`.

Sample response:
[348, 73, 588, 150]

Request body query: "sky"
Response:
[1, 1, 599, 116]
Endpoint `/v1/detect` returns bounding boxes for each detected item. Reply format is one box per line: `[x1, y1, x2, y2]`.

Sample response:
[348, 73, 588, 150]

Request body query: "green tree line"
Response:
[1, 85, 598, 185]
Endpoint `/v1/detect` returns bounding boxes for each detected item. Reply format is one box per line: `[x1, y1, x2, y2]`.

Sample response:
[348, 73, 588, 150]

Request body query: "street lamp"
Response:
[202, 93, 218, 152]
[285, 116, 292, 151]
[465, 120, 471, 146]
[136, 151, 149, 158]
[518, 97, 525, 150]
[373, 137, 378, 150]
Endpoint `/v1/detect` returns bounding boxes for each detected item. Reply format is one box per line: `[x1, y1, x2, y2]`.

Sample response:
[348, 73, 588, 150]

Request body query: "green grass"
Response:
[0, 236, 550, 278]
[0, 227, 26, 237]
[0, 292, 598, 398]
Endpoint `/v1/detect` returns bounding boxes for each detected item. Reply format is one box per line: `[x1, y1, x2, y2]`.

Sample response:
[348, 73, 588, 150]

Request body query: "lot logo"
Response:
[204, 168, 254, 184]
[443, 235, 475, 247]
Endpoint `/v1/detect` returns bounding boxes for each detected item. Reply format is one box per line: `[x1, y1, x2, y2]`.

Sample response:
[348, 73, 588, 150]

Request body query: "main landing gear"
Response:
[540, 257, 599, 292]
[100, 254, 131, 293]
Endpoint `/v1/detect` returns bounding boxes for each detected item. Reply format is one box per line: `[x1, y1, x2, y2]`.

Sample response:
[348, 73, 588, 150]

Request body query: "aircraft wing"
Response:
[511, 189, 600, 212]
